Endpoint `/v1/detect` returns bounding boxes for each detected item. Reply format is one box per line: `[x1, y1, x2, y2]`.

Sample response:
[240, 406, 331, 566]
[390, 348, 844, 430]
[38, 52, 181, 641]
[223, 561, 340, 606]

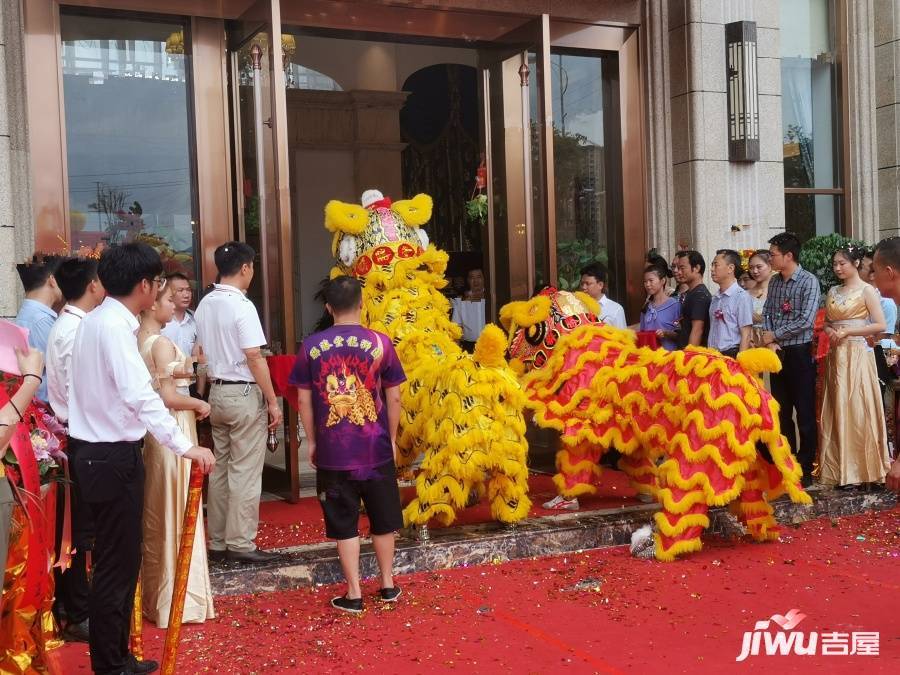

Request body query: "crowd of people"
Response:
[6, 241, 289, 674]
[5, 230, 900, 672]
[624, 232, 897, 493]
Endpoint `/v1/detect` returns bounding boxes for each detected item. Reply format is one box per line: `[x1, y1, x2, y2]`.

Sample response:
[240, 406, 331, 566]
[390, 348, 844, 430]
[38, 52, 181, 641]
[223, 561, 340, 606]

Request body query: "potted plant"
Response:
[556, 239, 607, 291]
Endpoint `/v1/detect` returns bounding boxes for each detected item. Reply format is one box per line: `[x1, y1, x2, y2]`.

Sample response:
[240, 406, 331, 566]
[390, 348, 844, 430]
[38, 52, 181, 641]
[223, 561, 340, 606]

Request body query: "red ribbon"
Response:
[0, 383, 59, 609]
[5, 421, 49, 608]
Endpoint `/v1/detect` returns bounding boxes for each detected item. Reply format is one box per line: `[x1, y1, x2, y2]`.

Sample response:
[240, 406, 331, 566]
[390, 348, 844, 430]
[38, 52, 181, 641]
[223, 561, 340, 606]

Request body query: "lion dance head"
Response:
[324, 190, 433, 279]
[500, 287, 603, 371]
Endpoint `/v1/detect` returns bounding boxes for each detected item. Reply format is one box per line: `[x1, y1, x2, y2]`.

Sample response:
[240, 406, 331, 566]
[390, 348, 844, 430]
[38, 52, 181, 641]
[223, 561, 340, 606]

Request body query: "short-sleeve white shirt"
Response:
[195, 284, 266, 381]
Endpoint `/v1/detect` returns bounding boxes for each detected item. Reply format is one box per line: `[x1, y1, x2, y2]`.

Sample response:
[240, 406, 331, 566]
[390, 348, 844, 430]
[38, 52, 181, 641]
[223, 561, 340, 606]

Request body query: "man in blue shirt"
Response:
[14, 254, 64, 402]
[708, 249, 754, 357]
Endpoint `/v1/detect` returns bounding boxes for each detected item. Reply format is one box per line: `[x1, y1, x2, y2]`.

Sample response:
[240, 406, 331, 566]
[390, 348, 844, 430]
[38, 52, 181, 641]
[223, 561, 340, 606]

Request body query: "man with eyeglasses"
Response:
[759, 232, 820, 486]
[68, 243, 214, 675]
[161, 272, 198, 359]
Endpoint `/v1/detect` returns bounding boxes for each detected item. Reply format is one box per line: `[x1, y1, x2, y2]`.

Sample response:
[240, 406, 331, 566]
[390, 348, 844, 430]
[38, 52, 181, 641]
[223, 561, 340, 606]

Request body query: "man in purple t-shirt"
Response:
[290, 275, 406, 614]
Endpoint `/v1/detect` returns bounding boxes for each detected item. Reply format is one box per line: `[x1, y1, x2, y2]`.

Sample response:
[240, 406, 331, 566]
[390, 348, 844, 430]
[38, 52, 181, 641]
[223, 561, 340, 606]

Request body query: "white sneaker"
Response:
[542, 495, 580, 510]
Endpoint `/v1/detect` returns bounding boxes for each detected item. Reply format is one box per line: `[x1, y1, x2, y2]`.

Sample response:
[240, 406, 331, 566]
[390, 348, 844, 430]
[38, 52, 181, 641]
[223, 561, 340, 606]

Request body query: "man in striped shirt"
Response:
[760, 232, 820, 485]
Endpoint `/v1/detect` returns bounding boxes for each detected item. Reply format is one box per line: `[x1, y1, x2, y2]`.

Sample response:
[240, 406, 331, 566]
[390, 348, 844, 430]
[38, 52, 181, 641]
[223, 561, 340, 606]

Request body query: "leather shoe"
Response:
[62, 618, 89, 643]
[127, 654, 159, 673]
[207, 548, 227, 563]
[226, 549, 280, 564]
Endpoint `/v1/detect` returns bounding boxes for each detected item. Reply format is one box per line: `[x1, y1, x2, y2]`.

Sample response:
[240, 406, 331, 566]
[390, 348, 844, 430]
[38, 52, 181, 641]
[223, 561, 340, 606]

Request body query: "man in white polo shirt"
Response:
[195, 241, 283, 564]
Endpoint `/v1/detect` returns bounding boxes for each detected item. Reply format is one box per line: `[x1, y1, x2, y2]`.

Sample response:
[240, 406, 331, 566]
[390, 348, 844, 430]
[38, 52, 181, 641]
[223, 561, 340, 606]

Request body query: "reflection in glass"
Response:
[549, 52, 620, 295]
[60, 13, 197, 280]
[785, 193, 842, 243]
[233, 33, 283, 349]
[528, 52, 547, 290]
[780, 0, 840, 192]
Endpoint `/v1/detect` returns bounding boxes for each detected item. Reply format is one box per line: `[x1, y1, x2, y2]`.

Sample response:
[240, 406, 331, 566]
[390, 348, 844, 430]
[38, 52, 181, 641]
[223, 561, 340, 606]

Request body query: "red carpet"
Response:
[256, 471, 640, 549]
[57, 508, 899, 673]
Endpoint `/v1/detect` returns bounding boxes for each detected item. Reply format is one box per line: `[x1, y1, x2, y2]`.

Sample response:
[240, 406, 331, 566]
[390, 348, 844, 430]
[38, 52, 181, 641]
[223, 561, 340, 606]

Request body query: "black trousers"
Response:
[769, 343, 818, 476]
[70, 439, 144, 675]
[53, 438, 95, 625]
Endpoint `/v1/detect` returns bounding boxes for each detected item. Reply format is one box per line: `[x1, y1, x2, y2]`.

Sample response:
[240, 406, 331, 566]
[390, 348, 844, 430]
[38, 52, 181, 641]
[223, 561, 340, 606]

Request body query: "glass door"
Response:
[479, 16, 556, 314]
[228, 0, 294, 352]
[548, 50, 624, 299]
[228, 0, 300, 500]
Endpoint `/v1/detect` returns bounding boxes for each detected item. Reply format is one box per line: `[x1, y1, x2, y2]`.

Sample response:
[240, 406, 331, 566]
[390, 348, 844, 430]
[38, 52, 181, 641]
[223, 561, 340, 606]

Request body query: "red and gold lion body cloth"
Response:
[502, 288, 812, 561]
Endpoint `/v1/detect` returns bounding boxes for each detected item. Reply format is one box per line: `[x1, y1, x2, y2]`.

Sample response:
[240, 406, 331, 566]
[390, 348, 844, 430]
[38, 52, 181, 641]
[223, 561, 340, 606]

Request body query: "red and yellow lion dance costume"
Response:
[323, 189, 810, 560]
[501, 288, 812, 560]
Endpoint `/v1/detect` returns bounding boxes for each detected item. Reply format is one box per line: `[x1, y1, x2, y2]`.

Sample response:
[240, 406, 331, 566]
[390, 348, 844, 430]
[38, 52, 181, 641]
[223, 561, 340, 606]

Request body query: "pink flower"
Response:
[39, 410, 66, 437]
[714, 308, 725, 321]
[30, 429, 52, 462]
[781, 300, 793, 315]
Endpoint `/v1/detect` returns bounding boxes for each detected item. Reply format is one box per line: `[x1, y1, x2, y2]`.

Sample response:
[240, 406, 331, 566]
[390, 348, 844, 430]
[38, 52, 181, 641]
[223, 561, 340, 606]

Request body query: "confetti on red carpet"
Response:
[58, 508, 899, 673]
[254, 472, 642, 550]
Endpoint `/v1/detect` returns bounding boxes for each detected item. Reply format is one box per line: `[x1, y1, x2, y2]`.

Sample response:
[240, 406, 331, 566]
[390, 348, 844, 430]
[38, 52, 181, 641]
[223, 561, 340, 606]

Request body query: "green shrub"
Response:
[799, 233, 867, 298]
[557, 239, 608, 291]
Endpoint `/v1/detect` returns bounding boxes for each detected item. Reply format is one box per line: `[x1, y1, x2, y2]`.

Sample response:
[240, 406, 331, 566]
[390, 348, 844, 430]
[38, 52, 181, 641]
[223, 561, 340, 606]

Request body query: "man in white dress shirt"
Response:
[161, 272, 197, 358]
[68, 243, 214, 675]
[579, 262, 627, 329]
[45, 257, 105, 643]
[195, 242, 283, 564]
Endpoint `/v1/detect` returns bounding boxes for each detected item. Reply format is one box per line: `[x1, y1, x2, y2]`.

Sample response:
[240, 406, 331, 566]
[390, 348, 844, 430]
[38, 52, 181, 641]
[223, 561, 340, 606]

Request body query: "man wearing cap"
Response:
[195, 241, 283, 564]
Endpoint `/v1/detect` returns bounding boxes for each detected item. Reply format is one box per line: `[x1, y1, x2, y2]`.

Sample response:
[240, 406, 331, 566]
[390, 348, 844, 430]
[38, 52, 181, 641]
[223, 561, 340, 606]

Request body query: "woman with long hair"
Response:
[137, 282, 215, 626]
[818, 245, 892, 487]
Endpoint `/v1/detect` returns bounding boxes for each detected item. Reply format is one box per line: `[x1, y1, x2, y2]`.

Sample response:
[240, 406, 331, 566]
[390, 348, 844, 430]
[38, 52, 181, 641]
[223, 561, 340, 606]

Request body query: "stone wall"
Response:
[0, 0, 33, 318]
[669, 0, 784, 262]
[876, 0, 900, 239]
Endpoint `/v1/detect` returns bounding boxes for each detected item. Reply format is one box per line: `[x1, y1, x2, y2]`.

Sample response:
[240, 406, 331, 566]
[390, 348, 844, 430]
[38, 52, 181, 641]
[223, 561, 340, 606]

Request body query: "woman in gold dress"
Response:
[138, 283, 215, 627]
[819, 245, 892, 487]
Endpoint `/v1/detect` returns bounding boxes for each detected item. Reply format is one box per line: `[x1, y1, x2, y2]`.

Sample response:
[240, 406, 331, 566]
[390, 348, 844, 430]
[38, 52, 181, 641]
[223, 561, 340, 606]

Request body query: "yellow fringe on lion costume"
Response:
[323, 190, 530, 525]
[500, 288, 812, 560]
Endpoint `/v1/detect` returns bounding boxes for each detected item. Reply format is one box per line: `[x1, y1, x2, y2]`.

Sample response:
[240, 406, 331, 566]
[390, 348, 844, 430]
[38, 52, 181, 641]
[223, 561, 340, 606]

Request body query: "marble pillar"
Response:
[875, 0, 900, 239]
[0, 0, 33, 318]
[669, 0, 784, 261]
[642, 0, 676, 259]
[847, 0, 881, 243]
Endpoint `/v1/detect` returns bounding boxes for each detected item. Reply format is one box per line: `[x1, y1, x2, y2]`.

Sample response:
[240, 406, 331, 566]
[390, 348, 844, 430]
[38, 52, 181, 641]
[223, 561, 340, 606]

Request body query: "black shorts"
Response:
[316, 460, 403, 540]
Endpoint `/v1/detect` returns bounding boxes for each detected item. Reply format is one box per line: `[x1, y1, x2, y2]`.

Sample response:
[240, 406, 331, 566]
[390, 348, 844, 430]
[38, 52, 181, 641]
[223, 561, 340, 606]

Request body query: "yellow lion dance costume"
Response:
[500, 288, 812, 561]
[323, 190, 530, 526]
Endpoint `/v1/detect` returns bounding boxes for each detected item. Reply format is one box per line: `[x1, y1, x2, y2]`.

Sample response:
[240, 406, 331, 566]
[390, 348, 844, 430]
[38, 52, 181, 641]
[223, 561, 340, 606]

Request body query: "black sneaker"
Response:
[378, 586, 402, 602]
[331, 595, 363, 614]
